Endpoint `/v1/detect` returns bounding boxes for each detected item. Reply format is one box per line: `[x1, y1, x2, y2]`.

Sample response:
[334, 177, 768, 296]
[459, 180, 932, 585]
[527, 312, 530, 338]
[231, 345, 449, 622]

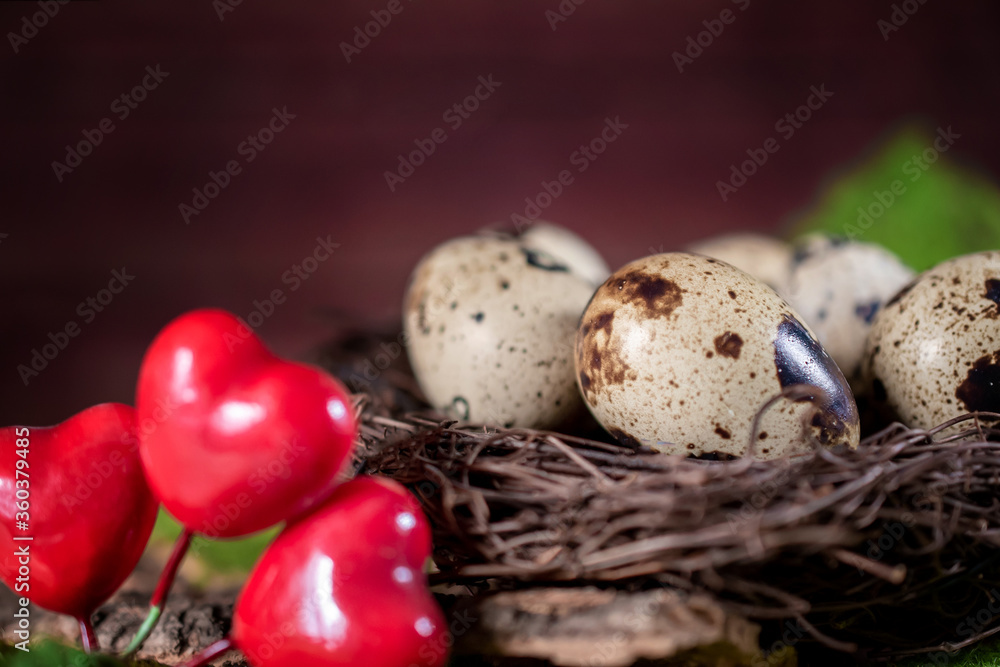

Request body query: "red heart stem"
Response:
[77, 616, 99, 653]
[122, 528, 193, 657]
[178, 637, 234, 667]
[151, 528, 193, 609]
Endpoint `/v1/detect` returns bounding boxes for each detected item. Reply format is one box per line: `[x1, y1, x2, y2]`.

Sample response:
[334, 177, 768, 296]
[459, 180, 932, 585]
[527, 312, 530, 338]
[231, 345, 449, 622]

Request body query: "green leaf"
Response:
[789, 124, 1000, 271]
[0, 639, 163, 666]
[151, 509, 279, 580]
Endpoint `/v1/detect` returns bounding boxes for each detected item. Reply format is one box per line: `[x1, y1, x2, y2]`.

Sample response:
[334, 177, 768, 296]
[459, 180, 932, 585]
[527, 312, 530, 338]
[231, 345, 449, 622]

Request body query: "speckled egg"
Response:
[404, 235, 595, 428]
[575, 253, 860, 459]
[783, 235, 915, 381]
[518, 222, 611, 287]
[863, 251, 1000, 429]
[687, 233, 793, 291]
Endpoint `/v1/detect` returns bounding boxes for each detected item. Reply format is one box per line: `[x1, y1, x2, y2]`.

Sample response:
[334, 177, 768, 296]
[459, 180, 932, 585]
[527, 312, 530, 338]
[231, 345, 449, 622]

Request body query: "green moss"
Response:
[788, 123, 1000, 271]
[891, 637, 1000, 667]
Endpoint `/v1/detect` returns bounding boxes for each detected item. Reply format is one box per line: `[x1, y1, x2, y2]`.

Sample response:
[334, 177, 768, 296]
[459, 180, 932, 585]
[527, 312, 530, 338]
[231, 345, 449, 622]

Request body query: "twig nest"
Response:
[687, 233, 793, 292]
[574, 253, 859, 458]
[782, 235, 915, 382]
[403, 234, 595, 428]
[863, 250, 1000, 429]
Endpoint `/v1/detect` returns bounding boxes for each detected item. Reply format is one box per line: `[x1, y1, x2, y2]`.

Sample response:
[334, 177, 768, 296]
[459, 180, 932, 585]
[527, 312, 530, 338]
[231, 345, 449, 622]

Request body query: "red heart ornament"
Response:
[136, 309, 356, 538]
[0, 403, 158, 619]
[231, 476, 449, 667]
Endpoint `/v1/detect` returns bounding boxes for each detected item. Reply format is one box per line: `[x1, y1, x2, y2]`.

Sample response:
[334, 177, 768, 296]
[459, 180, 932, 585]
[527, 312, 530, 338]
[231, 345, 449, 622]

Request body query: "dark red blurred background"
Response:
[2, 1, 999, 425]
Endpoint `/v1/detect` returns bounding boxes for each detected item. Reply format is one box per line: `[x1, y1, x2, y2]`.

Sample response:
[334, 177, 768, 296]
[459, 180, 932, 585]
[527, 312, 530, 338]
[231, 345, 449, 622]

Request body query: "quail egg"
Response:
[863, 250, 1000, 429]
[517, 222, 611, 287]
[687, 233, 793, 291]
[479, 221, 611, 288]
[783, 235, 915, 381]
[575, 253, 859, 458]
[404, 234, 595, 428]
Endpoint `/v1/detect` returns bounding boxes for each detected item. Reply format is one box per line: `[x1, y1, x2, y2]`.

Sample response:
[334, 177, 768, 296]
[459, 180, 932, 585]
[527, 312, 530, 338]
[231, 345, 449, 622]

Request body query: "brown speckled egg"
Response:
[783, 235, 915, 382]
[404, 235, 595, 428]
[863, 251, 1000, 429]
[575, 253, 859, 459]
[687, 233, 793, 292]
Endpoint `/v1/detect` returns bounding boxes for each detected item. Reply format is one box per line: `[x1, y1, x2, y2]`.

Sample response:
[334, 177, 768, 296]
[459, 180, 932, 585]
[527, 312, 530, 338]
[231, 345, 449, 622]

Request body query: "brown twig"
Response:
[326, 329, 1000, 658]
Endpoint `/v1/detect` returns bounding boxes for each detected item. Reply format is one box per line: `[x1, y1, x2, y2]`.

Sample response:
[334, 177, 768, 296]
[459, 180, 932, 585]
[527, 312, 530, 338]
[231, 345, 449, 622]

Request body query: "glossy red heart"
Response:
[0, 403, 158, 619]
[136, 309, 356, 538]
[231, 476, 448, 667]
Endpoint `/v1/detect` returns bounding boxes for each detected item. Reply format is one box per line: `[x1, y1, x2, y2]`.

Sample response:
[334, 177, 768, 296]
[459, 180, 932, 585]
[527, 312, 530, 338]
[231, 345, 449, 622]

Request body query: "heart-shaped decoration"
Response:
[231, 476, 448, 667]
[136, 309, 356, 537]
[0, 403, 158, 619]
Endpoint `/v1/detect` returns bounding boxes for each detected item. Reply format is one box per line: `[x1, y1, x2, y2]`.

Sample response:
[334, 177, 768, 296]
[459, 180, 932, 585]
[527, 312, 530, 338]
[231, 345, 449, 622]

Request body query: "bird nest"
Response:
[320, 329, 1000, 661]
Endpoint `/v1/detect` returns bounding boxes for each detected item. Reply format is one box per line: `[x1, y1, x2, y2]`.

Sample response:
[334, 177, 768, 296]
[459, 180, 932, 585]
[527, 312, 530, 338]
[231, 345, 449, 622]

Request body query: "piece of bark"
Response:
[96, 590, 245, 666]
[452, 587, 768, 667]
[0, 586, 246, 666]
[4, 583, 776, 666]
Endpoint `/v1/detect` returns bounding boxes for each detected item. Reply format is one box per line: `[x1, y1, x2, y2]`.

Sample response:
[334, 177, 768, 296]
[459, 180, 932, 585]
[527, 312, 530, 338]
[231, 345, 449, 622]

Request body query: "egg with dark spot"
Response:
[575, 253, 860, 458]
[478, 221, 611, 287]
[404, 235, 595, 428]
[518, 222, 611, 287]
[863, 251, 1000, 429]
[783, 235, 914, 382]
